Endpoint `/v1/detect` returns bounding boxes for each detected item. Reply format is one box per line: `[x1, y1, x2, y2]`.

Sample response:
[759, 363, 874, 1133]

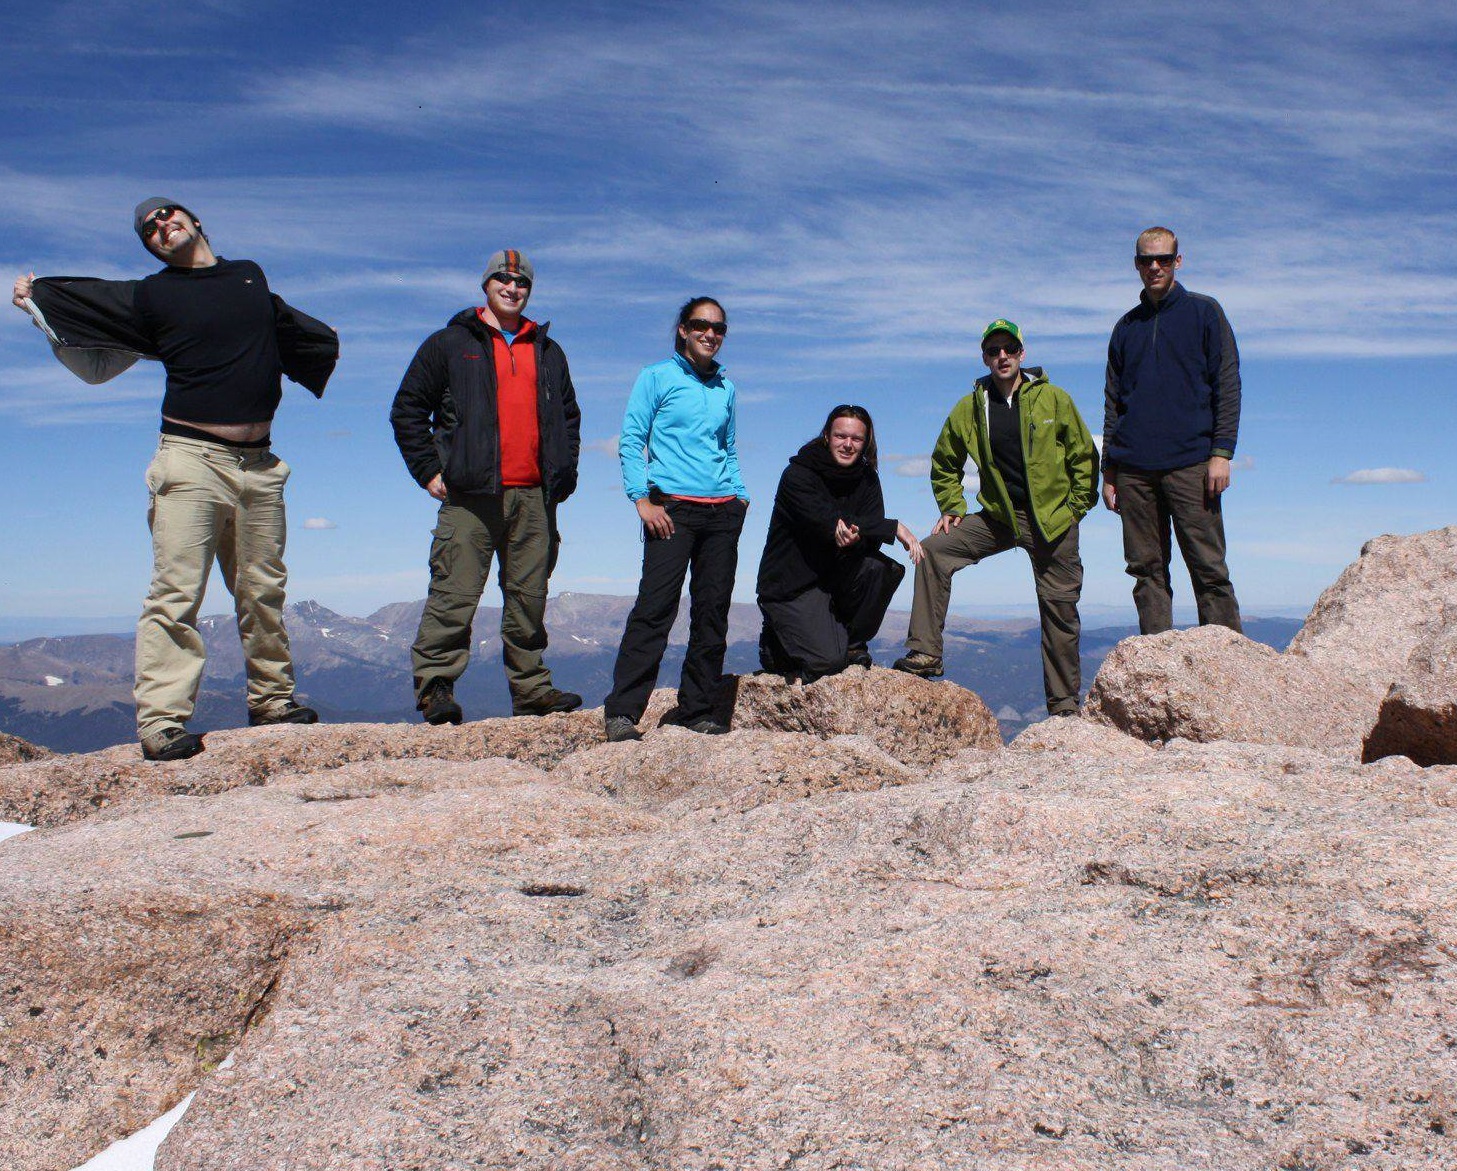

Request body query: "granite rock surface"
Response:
[0, 712, 1452, 1170]
[0, 732, 49, 765]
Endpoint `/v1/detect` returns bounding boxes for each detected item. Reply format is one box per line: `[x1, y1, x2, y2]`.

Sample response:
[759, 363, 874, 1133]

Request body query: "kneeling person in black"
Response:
[756, 406, 922, 681]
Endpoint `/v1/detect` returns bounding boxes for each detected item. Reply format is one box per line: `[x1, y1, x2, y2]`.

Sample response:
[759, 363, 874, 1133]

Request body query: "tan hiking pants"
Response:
[134, 435, 296, 737]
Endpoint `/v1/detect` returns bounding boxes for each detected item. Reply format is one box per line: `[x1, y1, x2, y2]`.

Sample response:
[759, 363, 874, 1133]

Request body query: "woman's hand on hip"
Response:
[636, 498, 675, 538]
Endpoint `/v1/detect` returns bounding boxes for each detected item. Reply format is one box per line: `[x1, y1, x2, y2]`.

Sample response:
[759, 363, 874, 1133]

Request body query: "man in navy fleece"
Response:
[1101, 226, 1243, 635]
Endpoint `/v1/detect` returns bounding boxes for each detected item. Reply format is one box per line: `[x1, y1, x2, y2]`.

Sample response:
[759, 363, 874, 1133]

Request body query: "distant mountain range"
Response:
[0, 593, 1303, 753]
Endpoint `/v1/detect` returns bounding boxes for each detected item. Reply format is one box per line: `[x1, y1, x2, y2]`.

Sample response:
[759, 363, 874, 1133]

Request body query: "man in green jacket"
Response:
[894, 319, 1098, 716]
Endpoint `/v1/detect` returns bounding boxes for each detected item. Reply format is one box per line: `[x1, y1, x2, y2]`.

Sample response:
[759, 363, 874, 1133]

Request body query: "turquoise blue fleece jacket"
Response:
[619, 353, 749, 502]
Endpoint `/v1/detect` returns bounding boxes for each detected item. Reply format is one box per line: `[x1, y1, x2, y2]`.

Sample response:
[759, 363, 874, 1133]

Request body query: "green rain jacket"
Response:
[929, 367, 1099, 542]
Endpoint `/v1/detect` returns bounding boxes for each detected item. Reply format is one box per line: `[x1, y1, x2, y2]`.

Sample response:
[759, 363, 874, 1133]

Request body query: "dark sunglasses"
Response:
[141, 206, 183, 240]
[982, 343, 1023, 358]
[685, 318, 727, 336]
[1135, 252, 1177, 268]
[489, 273, 532, 289]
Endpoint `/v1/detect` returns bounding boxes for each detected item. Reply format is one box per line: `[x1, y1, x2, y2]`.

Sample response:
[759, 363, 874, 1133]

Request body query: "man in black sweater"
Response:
[1102, 226, 1242, 634]
[11, 198, 339, 761]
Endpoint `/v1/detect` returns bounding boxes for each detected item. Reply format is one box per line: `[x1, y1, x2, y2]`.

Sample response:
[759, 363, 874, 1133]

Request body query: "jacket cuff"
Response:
[1210, 447, 1234, 460]
[866, 517, 898, 544]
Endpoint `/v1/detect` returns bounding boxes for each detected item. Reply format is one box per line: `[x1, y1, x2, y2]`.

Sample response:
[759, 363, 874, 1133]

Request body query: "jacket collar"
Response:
[673, 351, 724, 383]
[451, 307, 551, 343]
[975, 366, 1047, 400]
[1139, 281, 1186, 311]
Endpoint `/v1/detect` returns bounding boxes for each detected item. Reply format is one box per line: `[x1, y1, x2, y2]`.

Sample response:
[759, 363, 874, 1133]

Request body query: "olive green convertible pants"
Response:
[411, 487, 559, 708]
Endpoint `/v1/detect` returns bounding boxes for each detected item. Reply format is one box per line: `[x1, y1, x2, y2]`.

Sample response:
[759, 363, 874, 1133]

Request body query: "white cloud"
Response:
[302, 517, 338, 530]
[583, 435, 619, 457]
[1330, 468, 1426, 485]
[893, 458, 930, 477]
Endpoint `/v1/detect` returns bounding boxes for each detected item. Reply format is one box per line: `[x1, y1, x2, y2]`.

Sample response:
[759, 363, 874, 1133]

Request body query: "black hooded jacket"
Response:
[390, 308, 581, 502]
[756, 440, 899, 603]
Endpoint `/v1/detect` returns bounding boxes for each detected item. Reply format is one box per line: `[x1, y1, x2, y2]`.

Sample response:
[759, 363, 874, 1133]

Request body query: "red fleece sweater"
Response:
[479, 311, 541, 488]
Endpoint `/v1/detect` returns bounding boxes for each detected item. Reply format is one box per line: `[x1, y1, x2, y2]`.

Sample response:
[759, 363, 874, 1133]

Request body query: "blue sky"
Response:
[2, 1, 1454, 626]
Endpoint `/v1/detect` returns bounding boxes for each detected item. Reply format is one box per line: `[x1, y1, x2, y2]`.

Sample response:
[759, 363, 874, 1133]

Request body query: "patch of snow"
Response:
[70, 1091, 192, 1171]
[569, 635, 600, 645]
[0, 822, 33, 843]
[44, 675, 65, 687]
[69, 1053, 233, 1171]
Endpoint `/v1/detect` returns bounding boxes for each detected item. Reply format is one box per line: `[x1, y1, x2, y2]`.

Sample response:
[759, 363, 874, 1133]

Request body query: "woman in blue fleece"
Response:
[604, 296, 749, 742]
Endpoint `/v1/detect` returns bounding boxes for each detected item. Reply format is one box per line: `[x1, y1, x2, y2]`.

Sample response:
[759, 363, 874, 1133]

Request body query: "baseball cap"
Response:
[980, 318, 1024, 345]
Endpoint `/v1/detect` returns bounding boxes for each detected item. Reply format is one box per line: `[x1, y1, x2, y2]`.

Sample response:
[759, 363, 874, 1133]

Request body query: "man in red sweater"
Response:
[390, 250, 582, 723]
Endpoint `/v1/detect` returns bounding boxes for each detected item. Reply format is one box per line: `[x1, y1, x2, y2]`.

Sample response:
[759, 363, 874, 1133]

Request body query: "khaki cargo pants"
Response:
[135, 435, 297, 738]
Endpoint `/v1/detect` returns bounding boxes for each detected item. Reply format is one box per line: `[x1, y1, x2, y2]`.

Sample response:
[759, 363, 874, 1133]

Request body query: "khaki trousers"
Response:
[1115, 462, 1242, 635]
[411, 488, 556, 707]
[135, 436, 296, 737]
[905, 508, 1083, 714]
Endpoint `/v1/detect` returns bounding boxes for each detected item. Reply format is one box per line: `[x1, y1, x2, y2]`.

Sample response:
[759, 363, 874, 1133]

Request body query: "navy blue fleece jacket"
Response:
[1102, 281, 1241, 472]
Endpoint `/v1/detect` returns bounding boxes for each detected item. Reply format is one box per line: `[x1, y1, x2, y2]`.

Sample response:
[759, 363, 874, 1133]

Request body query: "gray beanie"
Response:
[481, 249, 534, 288]
[133, 197, 197, 241]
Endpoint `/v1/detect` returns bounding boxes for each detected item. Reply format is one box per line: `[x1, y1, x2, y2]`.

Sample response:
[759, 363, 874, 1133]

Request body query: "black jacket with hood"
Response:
[756, 440, 899, 603]
[390, 309, 581, 502]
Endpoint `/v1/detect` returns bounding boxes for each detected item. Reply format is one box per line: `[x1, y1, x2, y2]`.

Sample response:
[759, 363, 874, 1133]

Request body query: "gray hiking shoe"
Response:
[892, 651, 944, 678]
[140, 726, 205, 762]
[604, 715, 642, 743]
[249, 700, 319, 726]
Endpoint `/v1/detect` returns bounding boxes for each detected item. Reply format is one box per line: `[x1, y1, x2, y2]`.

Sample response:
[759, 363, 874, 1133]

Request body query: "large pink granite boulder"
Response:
[1086, 526, 1457, 758]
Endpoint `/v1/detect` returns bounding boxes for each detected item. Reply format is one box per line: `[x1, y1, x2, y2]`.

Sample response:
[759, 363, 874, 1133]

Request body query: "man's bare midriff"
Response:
[164, 416, 272, 443]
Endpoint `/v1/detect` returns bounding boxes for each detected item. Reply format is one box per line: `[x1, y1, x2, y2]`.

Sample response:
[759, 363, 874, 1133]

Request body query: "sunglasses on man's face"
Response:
[1135, 253, 1177, 268]
[686, 318, 728, 336]
[141, 206, 183, 240]
[982, 343, 1023, 358]
[490, 273, 531, 290]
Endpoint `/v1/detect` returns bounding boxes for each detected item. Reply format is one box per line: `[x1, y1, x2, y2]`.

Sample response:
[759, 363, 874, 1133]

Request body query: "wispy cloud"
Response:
[302, 517, 338, 530]
[0, 359, 161, 426]
[0, 2, 1414, 374]
[1330, 468, 1427, 485]
[583, 436, 619, 457]
[892, 458, 931, 478]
